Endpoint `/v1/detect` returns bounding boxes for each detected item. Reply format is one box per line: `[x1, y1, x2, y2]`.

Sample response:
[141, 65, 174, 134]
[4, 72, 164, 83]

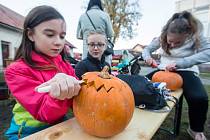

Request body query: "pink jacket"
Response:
[5, 52, 77, 124]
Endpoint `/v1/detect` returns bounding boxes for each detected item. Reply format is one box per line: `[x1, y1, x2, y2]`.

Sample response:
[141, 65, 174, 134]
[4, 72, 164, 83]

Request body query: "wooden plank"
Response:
[23, 89, 183, 140]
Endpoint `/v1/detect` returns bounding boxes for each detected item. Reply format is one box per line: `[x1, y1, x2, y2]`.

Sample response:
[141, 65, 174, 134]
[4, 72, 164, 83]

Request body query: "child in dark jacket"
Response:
[75, 30, 111, 79]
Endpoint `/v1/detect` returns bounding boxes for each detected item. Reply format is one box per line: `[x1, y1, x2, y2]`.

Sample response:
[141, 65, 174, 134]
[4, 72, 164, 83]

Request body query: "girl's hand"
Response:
[35, 73, 81, 100]
[145, 58, 158, 68]
[166, 63, 177, 71]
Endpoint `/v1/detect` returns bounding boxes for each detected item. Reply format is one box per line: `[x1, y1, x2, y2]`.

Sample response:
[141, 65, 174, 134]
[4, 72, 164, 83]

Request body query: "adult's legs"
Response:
[176, 71, 208, 132]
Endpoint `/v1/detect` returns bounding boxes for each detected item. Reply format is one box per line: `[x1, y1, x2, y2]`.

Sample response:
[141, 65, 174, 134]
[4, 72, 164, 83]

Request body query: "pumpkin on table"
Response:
[73, 66, 135, 138]
[152, 70, 183, 90]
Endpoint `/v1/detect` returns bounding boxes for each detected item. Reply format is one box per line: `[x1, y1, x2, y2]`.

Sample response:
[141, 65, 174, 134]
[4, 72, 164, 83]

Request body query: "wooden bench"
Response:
[23, 89, 183, 140]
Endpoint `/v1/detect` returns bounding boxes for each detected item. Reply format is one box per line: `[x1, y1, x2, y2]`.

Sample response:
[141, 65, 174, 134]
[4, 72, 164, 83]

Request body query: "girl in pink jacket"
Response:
[4, 5, 81, 139]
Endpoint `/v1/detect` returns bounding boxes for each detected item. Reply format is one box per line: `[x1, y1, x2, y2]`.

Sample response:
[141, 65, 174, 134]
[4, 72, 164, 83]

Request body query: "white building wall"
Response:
[175, 0, 210, 38]
[194, 0, 210, 8]
[176, 0, 210, 11]
[175, 0, 210, 65]
[175, 0, 194, 11]
[194, 9, 210, 36]
[0, 26, 22, 66]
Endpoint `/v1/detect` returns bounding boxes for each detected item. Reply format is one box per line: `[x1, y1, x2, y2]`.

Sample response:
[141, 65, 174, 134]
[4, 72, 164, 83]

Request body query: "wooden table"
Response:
[23, 89, 183, 140]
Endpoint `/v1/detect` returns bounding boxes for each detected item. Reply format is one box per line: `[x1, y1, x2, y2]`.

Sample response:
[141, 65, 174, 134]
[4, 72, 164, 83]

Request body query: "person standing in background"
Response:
[76, 0, 114, 65]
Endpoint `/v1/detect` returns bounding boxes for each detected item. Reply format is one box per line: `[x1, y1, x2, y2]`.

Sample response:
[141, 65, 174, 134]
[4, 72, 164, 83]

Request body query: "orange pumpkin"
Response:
[73, 66, 135, 137]
[152, 71, 183, 90]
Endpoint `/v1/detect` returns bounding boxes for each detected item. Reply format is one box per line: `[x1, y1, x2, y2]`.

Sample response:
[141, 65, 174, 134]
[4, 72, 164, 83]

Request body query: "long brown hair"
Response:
[15, 5, 66, 70]
[160, 11, 200, 54]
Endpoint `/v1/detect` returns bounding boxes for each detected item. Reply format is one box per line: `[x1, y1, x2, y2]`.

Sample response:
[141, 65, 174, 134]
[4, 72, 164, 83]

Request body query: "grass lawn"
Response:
[200, 72, 210, 79]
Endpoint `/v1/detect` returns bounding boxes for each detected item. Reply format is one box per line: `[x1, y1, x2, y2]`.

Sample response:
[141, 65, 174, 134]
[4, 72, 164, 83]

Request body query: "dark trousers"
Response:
[146, 70, 209, 132]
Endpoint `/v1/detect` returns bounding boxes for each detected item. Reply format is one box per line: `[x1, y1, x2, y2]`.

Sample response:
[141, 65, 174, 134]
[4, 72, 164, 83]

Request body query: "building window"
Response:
[1, 41, 10, 67]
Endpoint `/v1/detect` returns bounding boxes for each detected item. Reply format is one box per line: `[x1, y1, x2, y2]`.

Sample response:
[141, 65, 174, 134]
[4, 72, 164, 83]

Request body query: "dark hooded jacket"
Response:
[75, 53, 111, 79]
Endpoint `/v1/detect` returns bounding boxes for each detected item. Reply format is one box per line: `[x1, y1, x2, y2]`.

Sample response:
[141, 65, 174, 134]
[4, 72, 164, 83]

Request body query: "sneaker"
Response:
[187, 127, 207, 140]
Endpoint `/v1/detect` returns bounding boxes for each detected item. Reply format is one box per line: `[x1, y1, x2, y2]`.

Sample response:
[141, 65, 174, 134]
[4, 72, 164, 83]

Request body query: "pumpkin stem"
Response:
[99, 66, 111, 79]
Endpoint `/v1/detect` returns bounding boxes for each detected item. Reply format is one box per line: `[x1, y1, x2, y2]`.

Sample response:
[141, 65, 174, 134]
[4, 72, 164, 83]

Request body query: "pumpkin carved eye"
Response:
[73, 66, 135, 137]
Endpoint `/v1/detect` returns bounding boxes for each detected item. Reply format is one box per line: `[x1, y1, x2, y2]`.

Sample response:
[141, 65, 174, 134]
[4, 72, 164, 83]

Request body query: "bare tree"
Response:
[102, 0, 141, 43]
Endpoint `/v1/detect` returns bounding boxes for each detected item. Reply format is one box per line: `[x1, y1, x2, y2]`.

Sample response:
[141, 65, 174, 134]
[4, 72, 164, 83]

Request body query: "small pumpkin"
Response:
[73, 66, 135, 138]
[152, 71, 183, 90]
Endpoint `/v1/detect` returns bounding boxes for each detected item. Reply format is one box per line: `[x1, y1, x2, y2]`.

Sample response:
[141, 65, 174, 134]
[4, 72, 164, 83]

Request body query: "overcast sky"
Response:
[0, 0, 176, 52]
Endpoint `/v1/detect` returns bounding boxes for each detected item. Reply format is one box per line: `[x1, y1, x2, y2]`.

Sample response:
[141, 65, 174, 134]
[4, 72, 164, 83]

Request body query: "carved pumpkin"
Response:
[152, 71, 183, 90]
[73, 66, 135, 138]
